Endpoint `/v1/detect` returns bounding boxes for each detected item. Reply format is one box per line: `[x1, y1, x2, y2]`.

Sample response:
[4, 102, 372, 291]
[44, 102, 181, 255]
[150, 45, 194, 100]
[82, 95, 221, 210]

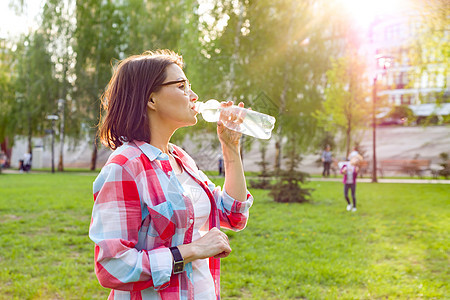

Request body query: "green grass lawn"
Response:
[0, 173, 448, 299]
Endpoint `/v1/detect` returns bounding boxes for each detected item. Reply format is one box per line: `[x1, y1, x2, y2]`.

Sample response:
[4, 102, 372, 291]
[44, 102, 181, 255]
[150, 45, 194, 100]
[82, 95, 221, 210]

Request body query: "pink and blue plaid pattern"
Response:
[89, 140, 253, 300]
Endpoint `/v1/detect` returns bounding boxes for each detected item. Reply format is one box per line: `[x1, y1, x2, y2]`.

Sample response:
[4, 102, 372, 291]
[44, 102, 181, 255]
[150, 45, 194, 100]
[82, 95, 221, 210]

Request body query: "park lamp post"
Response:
[46, 114, 59, 173]
[372, 54, 393, 183]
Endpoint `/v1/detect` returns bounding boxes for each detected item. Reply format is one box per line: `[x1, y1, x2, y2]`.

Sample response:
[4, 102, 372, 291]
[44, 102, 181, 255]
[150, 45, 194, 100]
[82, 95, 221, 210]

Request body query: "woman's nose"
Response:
[190, 90, 198, 102]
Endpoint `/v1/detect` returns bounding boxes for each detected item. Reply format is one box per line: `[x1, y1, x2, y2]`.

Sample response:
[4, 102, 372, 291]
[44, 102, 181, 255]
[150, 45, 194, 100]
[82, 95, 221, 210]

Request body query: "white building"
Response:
[368, 8, 449, 110]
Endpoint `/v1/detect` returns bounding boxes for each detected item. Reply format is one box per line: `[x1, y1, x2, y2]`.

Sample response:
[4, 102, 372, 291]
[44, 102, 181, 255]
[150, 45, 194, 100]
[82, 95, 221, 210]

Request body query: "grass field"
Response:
[0, 173, 448, 299]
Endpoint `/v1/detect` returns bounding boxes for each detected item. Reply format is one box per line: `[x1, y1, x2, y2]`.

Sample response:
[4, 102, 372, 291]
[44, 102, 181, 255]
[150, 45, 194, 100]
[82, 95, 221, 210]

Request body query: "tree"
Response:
[41, 0, 78, 171]
[0, 38, 16, 167]
[409, 0, 449, 104]
[74, 0, 128, 170]
[238, 0, 341, 173]
[438, 152, 449, 179]
[269, 130, 313, 203]
[195, 0, 349, 203]
[313, 55, 370, 157]
[249, 140, 272, 190]
[74, 0, 204, 169]
[11, 32, 57, 155]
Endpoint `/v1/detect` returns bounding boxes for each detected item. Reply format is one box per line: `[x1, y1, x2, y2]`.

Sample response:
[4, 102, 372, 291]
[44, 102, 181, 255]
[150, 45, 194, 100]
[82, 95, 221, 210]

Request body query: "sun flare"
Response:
[337, 0, 411, 27]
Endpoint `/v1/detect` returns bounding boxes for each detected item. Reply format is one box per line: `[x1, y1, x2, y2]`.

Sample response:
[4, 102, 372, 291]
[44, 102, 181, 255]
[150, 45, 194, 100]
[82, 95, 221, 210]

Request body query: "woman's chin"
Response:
[182, 117, 198, 128]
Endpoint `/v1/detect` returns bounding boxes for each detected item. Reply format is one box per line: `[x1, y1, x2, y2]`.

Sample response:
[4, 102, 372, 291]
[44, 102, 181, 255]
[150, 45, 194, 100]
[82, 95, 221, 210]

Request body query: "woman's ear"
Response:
[147, 94, 157, 110]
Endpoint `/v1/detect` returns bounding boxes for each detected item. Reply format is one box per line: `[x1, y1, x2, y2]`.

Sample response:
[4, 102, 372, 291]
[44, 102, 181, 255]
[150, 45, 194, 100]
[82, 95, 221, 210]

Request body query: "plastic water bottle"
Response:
[194, 99, 276, 139]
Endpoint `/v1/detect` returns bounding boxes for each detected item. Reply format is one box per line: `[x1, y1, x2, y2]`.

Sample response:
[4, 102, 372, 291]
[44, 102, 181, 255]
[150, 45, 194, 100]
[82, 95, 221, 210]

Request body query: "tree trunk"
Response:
[227, 1, 244, 101]
[1, 137, 13, 168]
[275, 68, 290, 174]
[346, 124, 351, 159]
[89, 8, 103, 172]
[274, 2, 297, 175]
[27, 115, 32, 155]
[346, 57, 354, 158]
[230, 3, 244, 164]
[58, 62, 69, 172]
[90, 134, 98, 171]
[274, 134, 281, 174]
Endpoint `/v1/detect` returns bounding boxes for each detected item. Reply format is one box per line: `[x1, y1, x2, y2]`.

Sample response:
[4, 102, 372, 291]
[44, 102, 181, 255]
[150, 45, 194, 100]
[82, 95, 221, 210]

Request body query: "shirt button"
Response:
[189, 219, 194, 224]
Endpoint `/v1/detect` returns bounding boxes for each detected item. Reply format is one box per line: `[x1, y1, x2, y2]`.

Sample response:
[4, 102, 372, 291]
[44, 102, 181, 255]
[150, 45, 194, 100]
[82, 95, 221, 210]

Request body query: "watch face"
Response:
[174, 262, 184, 274]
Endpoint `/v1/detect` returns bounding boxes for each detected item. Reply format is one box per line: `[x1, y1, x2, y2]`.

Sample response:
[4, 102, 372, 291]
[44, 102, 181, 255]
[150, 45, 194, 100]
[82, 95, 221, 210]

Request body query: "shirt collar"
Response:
[132, 140, 171, 162]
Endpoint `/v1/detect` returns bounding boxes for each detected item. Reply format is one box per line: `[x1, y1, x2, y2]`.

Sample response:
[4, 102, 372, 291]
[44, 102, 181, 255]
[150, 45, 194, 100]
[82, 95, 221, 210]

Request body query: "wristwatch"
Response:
[169, 246, 184, 274]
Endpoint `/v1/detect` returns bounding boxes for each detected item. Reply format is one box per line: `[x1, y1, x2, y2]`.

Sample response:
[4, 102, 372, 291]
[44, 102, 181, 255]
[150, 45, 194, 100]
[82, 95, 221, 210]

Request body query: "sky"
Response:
[0, 0, 43, 39]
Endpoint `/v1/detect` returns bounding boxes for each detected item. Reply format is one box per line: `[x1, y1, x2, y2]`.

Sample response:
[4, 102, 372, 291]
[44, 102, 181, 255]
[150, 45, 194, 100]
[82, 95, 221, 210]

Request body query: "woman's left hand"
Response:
[217, 101, 245, 148]
[217, 101, 248, 202]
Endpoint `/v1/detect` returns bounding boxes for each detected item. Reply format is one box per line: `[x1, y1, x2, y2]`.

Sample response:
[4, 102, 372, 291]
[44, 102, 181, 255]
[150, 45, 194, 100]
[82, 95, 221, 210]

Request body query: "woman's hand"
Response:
[217, 101, 245, 148]
[177, 228, 232, 263]
[216, 101, 248, 202]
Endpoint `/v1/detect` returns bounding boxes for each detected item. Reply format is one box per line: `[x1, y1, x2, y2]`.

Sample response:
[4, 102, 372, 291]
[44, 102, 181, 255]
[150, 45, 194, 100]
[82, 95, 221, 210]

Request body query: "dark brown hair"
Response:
[99, 50, 184, 150]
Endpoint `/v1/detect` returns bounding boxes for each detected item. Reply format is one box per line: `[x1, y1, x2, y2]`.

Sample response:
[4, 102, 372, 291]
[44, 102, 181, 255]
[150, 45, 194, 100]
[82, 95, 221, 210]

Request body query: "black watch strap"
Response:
[169, 246, 184, 274]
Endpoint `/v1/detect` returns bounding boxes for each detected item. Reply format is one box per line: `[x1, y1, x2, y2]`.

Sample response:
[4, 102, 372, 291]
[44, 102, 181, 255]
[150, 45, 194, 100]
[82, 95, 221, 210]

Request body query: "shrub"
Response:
[269, 139, 313, 203]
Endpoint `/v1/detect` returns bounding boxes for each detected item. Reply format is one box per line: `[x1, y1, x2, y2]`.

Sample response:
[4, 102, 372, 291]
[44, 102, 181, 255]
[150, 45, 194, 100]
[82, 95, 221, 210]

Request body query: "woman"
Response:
[89, 50, 253, 300]
[340, 154, 363, 212]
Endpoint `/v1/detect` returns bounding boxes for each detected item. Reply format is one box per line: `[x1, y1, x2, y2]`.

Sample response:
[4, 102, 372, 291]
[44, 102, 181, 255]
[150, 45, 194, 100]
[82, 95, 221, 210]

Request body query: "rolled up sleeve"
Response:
[198, 170, 253, 231]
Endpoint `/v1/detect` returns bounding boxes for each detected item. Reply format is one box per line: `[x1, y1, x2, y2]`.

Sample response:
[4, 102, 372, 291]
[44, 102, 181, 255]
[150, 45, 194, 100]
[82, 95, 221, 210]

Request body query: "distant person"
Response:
[18, 152, 31, 173]
[88, 50, 253, 299]
[348, 146, 360, 161]
[321, 145, 333, 177]
[0, 151, 6, 168]
[23, 153, 32, 172]
[218, 155, 224, 176]
[340, 154, 363, 212]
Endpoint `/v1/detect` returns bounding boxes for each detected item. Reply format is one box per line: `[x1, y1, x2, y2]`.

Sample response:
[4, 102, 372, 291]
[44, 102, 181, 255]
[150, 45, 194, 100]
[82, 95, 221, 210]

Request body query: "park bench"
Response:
[379, 159, 431, 178]
[430, 160, 450, 179]
[358, 160, 369, 178]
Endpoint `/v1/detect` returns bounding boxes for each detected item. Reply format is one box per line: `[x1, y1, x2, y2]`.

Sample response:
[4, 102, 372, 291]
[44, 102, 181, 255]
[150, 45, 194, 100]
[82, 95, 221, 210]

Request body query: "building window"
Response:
[436, 72, 445, 88]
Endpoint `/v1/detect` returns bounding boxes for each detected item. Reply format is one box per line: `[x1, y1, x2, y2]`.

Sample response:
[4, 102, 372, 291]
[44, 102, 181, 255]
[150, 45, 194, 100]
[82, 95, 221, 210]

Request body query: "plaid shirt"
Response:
[89, 140, 253, 300]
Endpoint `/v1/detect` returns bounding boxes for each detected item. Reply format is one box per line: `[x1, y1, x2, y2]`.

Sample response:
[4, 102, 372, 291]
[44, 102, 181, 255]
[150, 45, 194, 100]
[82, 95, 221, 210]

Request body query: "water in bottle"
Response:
[194, 99, 276, 139]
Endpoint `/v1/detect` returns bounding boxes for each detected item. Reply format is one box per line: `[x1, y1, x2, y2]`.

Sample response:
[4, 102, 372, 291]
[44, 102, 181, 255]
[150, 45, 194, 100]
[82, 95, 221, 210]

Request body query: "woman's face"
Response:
[150, 64, 198, 129]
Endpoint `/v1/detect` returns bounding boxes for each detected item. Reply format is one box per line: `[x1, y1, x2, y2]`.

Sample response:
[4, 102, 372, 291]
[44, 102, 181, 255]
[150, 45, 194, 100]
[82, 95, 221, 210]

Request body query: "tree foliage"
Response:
[4, 0, 438, 180]
[10, 32, 57, 153]
[0, 40, 15, 143]
[314, 55, 370, 156]
[408, 0, 449, 104]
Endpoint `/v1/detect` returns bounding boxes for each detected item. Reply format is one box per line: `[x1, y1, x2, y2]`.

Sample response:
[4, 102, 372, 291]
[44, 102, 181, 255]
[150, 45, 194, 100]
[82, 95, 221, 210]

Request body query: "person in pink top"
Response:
[340, 154, 363, 212]
[89, 50, 253, 300]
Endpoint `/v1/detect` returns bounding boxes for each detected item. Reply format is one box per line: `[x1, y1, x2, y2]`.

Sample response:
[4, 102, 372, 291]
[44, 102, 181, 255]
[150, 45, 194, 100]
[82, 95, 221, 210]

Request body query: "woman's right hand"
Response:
[177, 228, 232, 263]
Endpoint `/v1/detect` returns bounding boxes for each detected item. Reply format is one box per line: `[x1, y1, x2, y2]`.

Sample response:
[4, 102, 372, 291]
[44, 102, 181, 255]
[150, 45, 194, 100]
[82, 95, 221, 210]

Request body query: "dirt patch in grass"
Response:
[0, 214, 22, 223]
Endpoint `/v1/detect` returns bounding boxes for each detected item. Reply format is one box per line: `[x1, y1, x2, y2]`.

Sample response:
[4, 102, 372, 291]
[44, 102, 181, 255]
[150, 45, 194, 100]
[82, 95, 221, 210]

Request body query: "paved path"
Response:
[309, 177, 450, 184]
[0, 169, 97, 176]
[227, 175, 450, 184]
[3, 169, 450, 184]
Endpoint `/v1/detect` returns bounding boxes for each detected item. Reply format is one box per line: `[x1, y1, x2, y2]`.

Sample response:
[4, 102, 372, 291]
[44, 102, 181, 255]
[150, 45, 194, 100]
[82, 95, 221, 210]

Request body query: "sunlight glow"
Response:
[0, 1, 43, 38]
[337, 0, 412, 28]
